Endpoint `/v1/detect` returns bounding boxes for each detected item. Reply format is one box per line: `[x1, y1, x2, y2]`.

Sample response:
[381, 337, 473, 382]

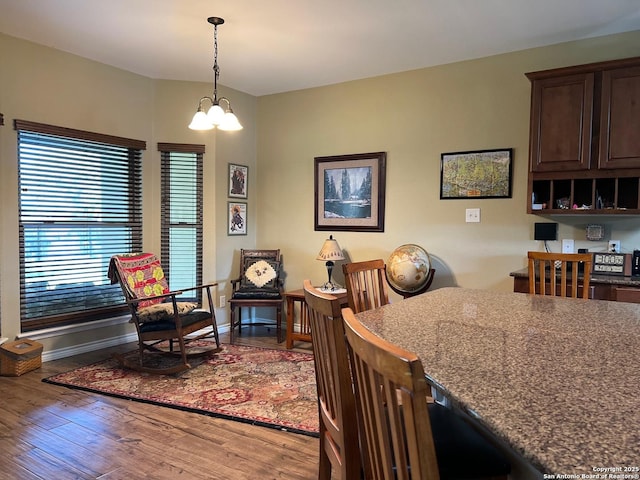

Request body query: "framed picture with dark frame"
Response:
[440, 148, 513, 199]
[227, 202, 247, 235]
[228, 163, 248, 199]
[314, 151, 386, 232]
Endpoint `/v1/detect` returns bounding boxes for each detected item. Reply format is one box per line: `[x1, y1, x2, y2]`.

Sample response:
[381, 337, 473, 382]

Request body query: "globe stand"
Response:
[387, 268, 435, 299]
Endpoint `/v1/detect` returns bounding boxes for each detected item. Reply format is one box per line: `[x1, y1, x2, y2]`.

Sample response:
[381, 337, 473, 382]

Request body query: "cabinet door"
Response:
[599, 66, 640, 169]
[529, 73, 594, 172]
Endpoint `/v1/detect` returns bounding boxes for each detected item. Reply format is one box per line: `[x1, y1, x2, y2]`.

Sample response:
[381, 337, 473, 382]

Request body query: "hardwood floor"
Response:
[0, 327, 320, 479]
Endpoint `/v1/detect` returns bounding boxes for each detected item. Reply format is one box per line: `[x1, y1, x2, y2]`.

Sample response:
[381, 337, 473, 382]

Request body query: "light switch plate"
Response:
[562, 239, 574, 253]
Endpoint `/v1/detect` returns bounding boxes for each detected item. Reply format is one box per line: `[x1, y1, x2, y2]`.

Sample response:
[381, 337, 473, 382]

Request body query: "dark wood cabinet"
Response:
[599, 65, 640, 169]
[526, 57, 640, 215]
[528, 73, 594, 173]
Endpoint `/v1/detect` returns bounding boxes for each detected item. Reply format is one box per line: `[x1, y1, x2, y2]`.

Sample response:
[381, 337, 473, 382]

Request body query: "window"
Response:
[159, 143, 204, 299]
[16, 120, 145, 331]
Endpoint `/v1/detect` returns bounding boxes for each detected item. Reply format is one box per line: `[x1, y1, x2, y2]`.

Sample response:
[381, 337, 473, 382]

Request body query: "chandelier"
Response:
[188, 17, 243, 131]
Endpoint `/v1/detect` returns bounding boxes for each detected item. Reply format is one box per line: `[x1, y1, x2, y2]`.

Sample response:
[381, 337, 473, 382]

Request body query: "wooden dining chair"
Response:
[302, 280, 364, 480]
[342, 259, 390, 313]
[527, 251, 593, 298]
[342, 307, 511, 480]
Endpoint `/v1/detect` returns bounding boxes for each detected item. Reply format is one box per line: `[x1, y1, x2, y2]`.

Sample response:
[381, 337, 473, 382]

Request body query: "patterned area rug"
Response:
[44, 343, 319, 436]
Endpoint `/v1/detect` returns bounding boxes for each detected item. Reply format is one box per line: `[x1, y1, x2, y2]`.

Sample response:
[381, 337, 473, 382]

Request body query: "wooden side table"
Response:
[285, 288, 348, 349]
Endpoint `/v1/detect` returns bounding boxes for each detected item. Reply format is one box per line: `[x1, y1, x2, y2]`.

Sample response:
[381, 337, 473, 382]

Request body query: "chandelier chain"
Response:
[213, 24, 219, 100]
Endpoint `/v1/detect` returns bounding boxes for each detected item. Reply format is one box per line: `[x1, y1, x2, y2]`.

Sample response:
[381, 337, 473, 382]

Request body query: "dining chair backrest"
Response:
[342, 306, 439, 480]
[342, 259, 390, 313]
[527, 251, 592, 299]
[303, 280, 363, 480]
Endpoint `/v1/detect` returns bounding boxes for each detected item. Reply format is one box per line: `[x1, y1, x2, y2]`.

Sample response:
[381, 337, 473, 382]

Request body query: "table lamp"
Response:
[316, 235, 345, 292]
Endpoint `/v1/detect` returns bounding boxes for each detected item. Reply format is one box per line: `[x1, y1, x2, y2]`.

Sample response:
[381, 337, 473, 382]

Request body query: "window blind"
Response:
[159, 143, 204, 300]
[15, 120, 144, 331]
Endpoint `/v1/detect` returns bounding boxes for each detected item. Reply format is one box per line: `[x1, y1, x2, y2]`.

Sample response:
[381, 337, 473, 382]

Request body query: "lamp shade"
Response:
[219, 111, 243, 131]
[189, 110, 215, 130]
[317, 235, 344, 262]
[206, 104, 226, 125]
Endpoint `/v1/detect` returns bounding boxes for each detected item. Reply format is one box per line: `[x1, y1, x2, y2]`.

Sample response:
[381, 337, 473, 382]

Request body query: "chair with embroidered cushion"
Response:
[527, 251, 592, 298]
[108, 252, 220, 374]
[342, 307, 511, 480]
[303, 280, 364, 480]
[342, 259, 390, 314]
[229, 249, 284, 344]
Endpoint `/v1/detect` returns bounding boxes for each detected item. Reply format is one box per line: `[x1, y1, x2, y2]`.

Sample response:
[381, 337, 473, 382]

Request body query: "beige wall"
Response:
[257, 30, 640, 299]
[0, 33, 257, 352]
[152, 80, 258, 304]
[1, 29, 640, 355]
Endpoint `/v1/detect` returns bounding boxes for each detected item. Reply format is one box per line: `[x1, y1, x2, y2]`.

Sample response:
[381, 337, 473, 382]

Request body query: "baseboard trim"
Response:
[40, 323, 231, 362]
[42, 332, 139, 362]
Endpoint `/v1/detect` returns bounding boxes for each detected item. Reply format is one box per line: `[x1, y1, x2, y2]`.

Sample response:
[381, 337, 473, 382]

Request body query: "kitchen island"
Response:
[354, 287, 640, 476]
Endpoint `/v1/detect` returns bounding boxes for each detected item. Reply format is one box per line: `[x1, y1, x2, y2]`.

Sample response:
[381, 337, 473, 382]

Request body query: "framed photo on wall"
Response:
[228, 202, 247, 235]
[228, 163, 248, 198]
[314, 151, 386, 232]
[440, 148, 513, 199]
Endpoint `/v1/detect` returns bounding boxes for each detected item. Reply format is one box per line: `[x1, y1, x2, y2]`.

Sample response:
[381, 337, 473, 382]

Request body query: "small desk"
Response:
[285, 288, 348, 349]
[354, 287, 640, 474]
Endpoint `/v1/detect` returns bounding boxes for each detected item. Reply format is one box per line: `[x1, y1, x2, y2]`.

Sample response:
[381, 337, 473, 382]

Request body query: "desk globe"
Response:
[386, 244, 435, 298]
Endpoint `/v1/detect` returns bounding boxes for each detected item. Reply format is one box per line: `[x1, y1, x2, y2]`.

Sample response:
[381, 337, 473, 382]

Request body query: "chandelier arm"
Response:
[197, 96, 215, 110]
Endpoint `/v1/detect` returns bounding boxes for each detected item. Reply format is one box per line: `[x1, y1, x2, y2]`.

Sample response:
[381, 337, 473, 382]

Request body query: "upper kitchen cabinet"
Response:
[599, 65, 640, 169]
[526, 57, 640, 215]
[527, 72, 594, 173]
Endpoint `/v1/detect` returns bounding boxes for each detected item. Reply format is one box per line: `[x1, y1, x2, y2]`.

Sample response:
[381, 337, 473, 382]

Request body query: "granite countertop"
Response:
[354, 287, 640, 474]
[510, 267, 640, 286]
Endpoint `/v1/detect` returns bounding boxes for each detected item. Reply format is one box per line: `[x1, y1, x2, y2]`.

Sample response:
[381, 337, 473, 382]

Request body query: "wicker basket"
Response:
[0, 339, 43, 376]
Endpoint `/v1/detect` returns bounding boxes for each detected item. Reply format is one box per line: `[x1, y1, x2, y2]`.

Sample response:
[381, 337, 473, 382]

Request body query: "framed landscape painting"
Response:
[440, 148, 513, 199]
[314, 152, 386, 232]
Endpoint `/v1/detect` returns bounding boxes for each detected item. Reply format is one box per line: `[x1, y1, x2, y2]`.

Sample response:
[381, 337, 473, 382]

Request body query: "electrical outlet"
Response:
[219, 295, 226, 308]
[465, 208, 480, 223]
[562, 239, 574, 253]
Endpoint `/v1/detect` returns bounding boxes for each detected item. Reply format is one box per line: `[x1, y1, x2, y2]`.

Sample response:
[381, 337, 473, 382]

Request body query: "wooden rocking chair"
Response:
[108, 252, 220, 374]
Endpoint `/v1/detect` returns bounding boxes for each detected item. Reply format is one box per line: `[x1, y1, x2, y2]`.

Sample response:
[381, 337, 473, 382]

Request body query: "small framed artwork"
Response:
[440, 148, 513, 199]
[228, 163, 248, 198]
[228, 202, 247, 235]
[314, 152, 387, 232]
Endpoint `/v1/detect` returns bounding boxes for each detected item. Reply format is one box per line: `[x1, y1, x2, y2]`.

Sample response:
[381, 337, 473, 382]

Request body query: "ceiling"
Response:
[1, 0, 640, 96]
